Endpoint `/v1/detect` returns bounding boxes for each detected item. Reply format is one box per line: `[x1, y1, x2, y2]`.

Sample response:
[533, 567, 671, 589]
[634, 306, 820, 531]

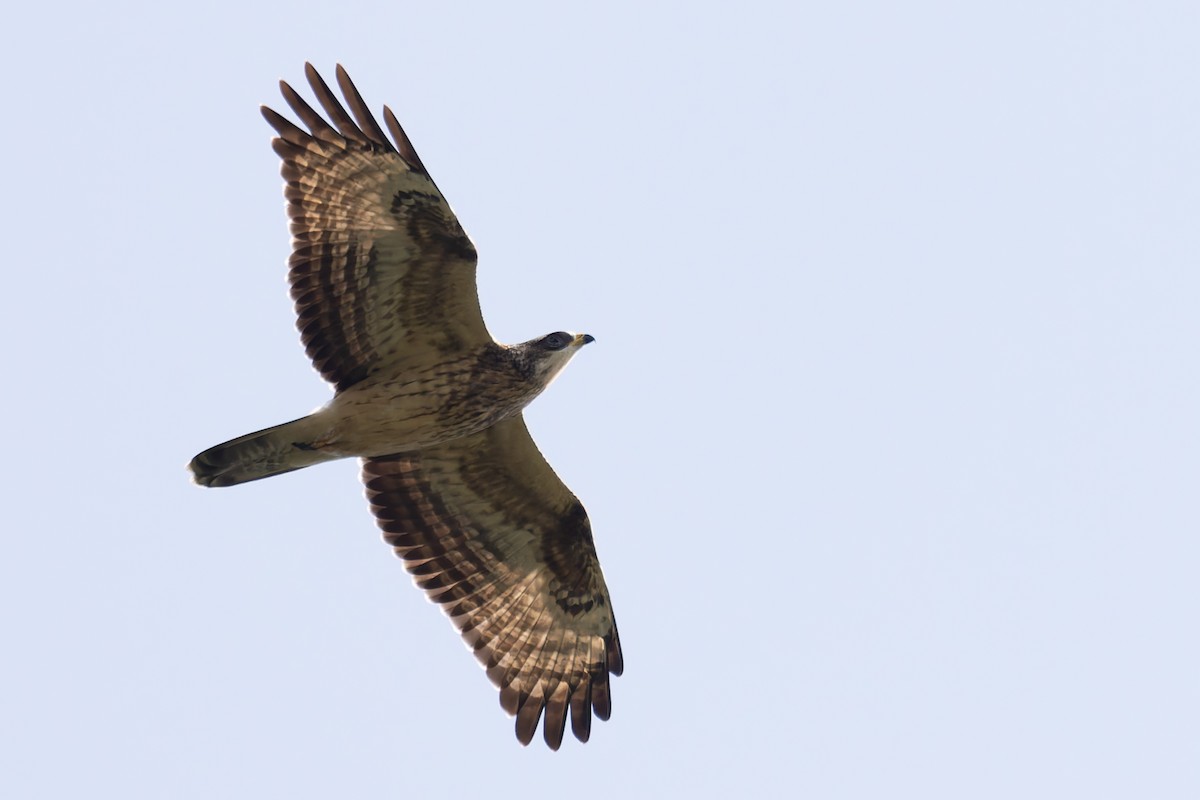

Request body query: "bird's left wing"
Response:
[262, 64, 490, 391]
[362, 415, 623, 749]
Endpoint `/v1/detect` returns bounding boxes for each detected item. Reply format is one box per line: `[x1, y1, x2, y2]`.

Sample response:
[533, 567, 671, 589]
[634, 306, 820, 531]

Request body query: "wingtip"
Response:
[515, 719, 537, 747]
[187, 456, 216, 488]
[186, 459, 202, 487]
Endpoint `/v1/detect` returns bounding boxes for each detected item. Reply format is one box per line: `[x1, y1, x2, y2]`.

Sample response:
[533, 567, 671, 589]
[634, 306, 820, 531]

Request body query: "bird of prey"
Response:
[189, 64, 622, 749]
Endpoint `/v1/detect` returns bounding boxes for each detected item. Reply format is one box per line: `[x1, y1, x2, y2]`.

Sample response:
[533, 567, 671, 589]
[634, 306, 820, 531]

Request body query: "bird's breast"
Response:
[321, 356, 542, 456]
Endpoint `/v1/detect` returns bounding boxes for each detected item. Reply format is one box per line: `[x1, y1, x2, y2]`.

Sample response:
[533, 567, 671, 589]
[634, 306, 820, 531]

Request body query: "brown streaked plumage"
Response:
[188, 64, 621, 749]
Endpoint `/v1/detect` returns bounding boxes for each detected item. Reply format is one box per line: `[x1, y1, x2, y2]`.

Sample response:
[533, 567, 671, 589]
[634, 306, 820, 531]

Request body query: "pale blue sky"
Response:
[3, 1, 1198, 797]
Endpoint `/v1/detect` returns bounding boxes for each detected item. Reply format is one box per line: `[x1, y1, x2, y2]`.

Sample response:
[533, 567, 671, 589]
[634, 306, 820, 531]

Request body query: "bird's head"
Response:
[514, 331, 595, 388]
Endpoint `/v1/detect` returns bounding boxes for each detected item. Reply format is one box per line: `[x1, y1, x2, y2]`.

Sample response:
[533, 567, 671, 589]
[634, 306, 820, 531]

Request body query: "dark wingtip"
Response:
[607, 621, 624, 676]
[591, 671, 612, 721]
[569, 682, 592, 743]
[188, 454, 222, 488]
[514, 695, 544, 746]
[543, 685, 570, 750]
[260, 104, 284, 129]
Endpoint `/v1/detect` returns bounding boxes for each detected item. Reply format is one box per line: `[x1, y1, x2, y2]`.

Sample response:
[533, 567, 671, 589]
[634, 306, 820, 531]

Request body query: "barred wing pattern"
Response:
[262, 64, 490, 391]
[363, 415, 623, 749]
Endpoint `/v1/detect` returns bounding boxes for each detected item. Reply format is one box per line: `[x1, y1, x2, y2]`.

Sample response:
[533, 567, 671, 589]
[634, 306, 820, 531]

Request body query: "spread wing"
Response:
[362, 415, 623, 749]
[262, 64, 491, 392]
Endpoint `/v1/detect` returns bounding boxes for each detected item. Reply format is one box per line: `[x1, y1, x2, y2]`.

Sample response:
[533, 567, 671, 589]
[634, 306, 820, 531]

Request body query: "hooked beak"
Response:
[574, 333, 596, 346]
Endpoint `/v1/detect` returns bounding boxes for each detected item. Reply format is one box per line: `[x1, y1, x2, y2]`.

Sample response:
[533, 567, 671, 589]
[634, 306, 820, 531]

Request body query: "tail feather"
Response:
[189, 415, 338, 487]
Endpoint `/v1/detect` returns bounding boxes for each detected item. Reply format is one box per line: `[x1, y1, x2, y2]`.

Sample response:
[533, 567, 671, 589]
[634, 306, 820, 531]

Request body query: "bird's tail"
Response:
[189, 415, 338, 487]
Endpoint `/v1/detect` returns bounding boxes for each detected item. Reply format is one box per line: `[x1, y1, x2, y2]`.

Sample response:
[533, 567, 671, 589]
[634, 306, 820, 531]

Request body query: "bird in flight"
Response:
[189, 64, 622, 749]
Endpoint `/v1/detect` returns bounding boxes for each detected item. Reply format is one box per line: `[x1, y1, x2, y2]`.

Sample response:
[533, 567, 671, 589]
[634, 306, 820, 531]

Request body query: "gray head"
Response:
[512, 331, 595, 387]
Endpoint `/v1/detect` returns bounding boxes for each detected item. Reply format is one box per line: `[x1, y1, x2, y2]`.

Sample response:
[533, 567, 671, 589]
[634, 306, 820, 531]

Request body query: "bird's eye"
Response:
[543, 332, 570, 350]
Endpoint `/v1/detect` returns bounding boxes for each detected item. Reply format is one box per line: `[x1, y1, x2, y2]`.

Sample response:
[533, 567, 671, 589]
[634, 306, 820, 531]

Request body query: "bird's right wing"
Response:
[362, 415, 623, 750]
[262, 64, 490, 391]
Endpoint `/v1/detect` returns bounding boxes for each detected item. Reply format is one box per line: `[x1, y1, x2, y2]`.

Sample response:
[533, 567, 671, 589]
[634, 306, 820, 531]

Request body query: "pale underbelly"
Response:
[310, 380, 537, 457]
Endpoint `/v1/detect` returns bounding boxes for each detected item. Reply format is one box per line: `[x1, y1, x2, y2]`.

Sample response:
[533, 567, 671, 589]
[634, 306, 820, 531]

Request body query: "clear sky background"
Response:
[3, 1, 1197, 797]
